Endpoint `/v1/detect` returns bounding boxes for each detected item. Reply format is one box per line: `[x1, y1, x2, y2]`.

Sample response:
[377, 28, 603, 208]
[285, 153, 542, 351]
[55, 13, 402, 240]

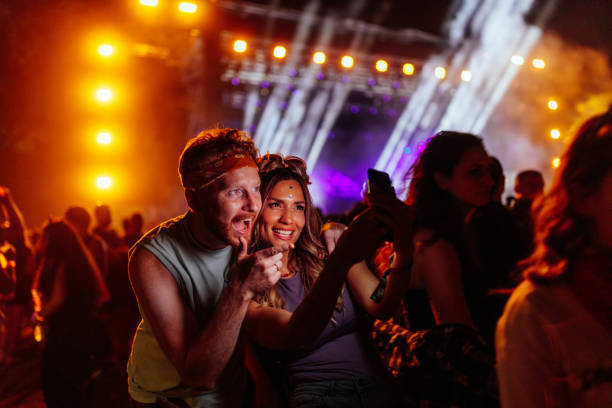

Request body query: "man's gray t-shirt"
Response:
[127, 211, 247, 408]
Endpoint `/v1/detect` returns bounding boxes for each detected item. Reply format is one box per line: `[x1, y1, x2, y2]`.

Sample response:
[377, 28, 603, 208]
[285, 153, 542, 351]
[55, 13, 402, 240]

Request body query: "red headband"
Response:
[182, 154, 258, 191]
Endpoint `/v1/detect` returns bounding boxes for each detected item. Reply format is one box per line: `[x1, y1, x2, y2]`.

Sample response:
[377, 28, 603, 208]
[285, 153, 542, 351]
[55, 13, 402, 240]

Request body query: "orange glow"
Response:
[95, 87, 113, 103]
[375, 60, 388, 73]
[96, 176, 113, 190]
[341, 55, 354, 69]
[98, 44, 114, 57]
[139, 0, 158, 6]
[313, 52, 326, 64]
[461, 70, 472, 82]
[552, 157, 561, 168]
[550, 129, 560, 139]
[434, 66, 446, 79]
[532, 58, 546, 69]
[273, 45, 287, 59]
[178, 2, 197, 13]
[233, 40, 247, 53]
[97, 131, 112, 145]
[402, 63, 415, 75]
[548, 99, 558, 110]
[511, 55, 524, 65]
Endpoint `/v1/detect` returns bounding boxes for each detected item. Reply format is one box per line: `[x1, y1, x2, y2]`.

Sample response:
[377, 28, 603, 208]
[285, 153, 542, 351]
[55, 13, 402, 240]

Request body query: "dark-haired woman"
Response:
[32, 220, 110, 407]
[244, 154, 412, 408]
[496, 112, 612, 407]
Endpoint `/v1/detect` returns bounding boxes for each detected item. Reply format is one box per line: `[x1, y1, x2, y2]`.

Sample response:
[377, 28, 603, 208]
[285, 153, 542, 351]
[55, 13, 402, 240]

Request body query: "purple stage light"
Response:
[369, 107, 378, 115]
[248, 124, 257, 133]
[279, 101, 288, 109]
[342, 75, 351, 83]
[289, 69, 298, 77]
[367, 78, 376, 86]
[400, 96, 408, 104]
[231, 77, 240, 86]
[316, 72, 325, 80]
[382, 94, 390, 102]
[350, 105, 359, 114]
[392, 81, 401, 89]
[387, 108, 397, 117]
[261, 81, 270, 88]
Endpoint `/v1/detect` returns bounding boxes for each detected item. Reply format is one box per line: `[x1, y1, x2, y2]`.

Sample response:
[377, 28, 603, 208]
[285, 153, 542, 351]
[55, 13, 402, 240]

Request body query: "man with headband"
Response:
[127, 128, 291, 407]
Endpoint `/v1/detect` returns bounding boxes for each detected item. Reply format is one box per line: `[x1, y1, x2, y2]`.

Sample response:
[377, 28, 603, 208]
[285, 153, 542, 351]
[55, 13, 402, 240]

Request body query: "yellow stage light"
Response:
[548, 99, 558, 110]
[375, 60, 388, 73]
[233, 40, 247, 53]
[97, 131, 112, 145]
[434, 66, 446, 79]
[139, 0, 158, 6]
[461, 70, 472, 82]
[550, 129, 560, 139]
[402, 63, 415, 75]
[95, 87, 113, 103]
[273, 46, 287, 59]
[313, 51, 326, 64]
[552, 157, 561, 168]
[511, 55, 524, 65]
[341, 55, 354, 69]
[96, 176, 112, 189]
[97, 44, 114, 57]
[532, 58, 545, 69]
[178, 2, 197, 13]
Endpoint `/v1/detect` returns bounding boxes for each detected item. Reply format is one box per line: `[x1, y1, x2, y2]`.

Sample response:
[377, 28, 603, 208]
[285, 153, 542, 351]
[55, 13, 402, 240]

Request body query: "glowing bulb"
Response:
[375, 59, 388, 73]
[273, 46, 287, 59]
[550, 129, 560, 139]
[552, 157, 561, 168]
[178, 2, 197, 13]
[95, 87, 113, 103]
[402, 63, 415, 75]
[460, 70, 472, 82]
[97, 131, 112, 144]
[341, 55, 354, 69]
[96, 176, 112, 189]
[233, 40, 247, 53]
[434, 66, 446, 79]
[511, 55, 524, 65]
[97, 44, 114, 57]
[548, 99, 558, 110]
[532, 58, 546, 69]
[313, 52, 326, 64]
[139, 0, 158, 6]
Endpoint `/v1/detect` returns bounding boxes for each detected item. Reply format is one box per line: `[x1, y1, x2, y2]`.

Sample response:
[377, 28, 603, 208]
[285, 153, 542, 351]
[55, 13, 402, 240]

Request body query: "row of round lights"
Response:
[232, 39, 550, 83]
[93, 42, 120, 190]
[139, 0, 198, 13]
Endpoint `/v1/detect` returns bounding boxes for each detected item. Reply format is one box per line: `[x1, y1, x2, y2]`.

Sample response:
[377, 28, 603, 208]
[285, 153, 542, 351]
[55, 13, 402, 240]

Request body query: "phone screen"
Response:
[367, 168, 392, 194]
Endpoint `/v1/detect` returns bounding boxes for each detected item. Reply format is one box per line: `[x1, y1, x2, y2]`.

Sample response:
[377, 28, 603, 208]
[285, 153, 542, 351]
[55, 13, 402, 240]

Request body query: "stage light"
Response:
[95, 87, 113, 103]
[273, 46, 287, 59]
[375, 59, 388, 73]
[552, 157, 561, 168]
[97, 44, 114, 57]
[178, 2, 197, 13]
[548, 99, 558, 110]
[532, 58, 545, 69]
[434, 66, 446, 79]
[511, 55, 524, 65]
[550, 129, 560, 139]
[402, 63, 415, 75]
[233, 40, 247, 53]
[97, 131, 112, 145]
[139, 0, 158, 6]
[461, 70, 472, 82]
[341, 55, 354, 69]
[96, 176, 112, 189]
[313, 52, 326, 64]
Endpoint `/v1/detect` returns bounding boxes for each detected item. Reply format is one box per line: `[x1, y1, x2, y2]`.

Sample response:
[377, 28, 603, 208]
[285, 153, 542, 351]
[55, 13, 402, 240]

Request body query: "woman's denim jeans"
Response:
[290, 376, 396, 408]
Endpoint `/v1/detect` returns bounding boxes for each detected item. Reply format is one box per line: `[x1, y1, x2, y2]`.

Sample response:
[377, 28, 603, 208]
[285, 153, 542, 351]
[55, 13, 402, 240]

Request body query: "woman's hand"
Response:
[335, 208, 393, 266]
[367, 192, 414, 266]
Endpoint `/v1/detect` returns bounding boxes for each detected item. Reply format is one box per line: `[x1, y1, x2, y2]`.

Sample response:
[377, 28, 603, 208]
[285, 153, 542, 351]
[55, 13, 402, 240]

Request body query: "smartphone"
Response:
[367, 168, 393, 194]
